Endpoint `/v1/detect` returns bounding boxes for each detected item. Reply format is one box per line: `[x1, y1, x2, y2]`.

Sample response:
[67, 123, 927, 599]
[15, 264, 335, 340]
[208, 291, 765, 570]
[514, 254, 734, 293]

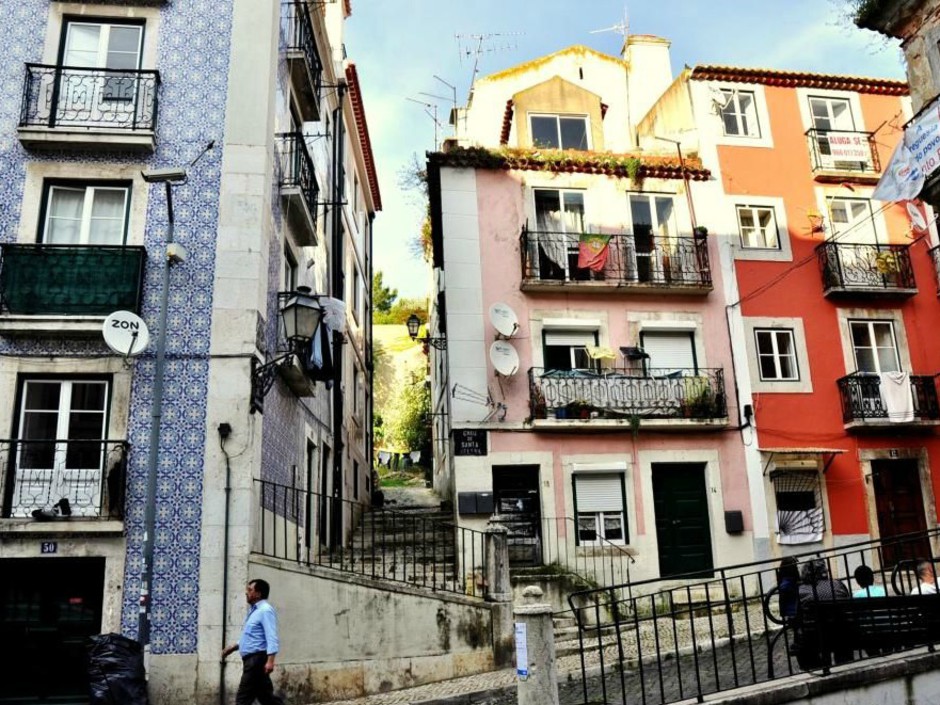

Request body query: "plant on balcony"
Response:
[531, 387, 547, 419]
[875, 251, 899, 274]
[681, 379, 715, 418]
[565, 399, 594, 420]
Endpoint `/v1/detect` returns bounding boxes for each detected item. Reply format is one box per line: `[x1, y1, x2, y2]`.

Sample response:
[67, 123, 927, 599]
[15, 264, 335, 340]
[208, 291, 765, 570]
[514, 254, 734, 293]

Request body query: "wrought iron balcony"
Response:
[282, 0, 323, 120]
[837, 373, 940, 427]
[0, 244, 146, 317]
[520, 228, 711, 293]
[816, 241, 916, 297]
[528, 367, 727, 426]
[19, 64, 160, 149]
[806, 128, 879, 176]
[0, 439, 127, 519]
[275, 132, 319, 245]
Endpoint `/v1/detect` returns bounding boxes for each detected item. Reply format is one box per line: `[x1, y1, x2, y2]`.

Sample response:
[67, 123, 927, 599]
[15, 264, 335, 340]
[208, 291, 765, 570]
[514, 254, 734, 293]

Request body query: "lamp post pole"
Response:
[138, 178, 178, 672]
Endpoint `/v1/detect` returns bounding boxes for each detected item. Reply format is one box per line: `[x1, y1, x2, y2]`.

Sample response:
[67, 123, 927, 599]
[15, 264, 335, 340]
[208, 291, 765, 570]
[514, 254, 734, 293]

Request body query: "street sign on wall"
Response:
[453, 429, 488, 456]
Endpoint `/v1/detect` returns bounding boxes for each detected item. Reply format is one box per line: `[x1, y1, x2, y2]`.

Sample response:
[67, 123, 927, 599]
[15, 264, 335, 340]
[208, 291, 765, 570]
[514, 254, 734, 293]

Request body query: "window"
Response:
[755, 329, 799, 381]
[771, 470, 823, 544]
[352, 367, 360, 413]
[718, 89, 760, 137]
[640, 330, 696, 375]
[809, 97, 868, 170]
[353, 460, 360, 500]
[283, 245, 298, 291]
[352, 266, 361, 322]
[850, 320, 900, 374]
[809, 96, 855, 132]
[41, 183, 130, 245]
[533, 189, 586, 280]
[10, 379, 110, 517]
[828, 198, 879, 244]
[63, 20, 143, 101]
[736, 205, 779, 250]
[574, 473, 627, 545]
[530, 114, 589, 150]
[543, 329, 598, 371]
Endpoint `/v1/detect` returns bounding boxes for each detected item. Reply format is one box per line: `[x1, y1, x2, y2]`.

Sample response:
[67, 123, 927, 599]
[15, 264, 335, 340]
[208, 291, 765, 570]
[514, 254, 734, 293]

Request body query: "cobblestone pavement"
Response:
[312, 631, 798, 705]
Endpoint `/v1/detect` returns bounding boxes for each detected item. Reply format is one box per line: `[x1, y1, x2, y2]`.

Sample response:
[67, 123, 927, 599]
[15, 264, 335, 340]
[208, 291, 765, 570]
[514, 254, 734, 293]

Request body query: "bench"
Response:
[793, 595, 940, 670]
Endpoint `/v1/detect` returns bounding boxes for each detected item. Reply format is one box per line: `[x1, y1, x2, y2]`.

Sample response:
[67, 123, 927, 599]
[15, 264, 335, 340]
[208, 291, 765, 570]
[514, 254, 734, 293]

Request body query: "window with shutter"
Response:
[574, 473, 626, 545]
[640, 330, 696, 375]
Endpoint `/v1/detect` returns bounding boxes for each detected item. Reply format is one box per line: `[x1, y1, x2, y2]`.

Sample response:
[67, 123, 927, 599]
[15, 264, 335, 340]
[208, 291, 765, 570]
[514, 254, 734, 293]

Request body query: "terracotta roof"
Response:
[690, 65, 908, 96]
[429, 146, 710, 181]
[345, 63, 382, 211]
[500, 100, 514, 145]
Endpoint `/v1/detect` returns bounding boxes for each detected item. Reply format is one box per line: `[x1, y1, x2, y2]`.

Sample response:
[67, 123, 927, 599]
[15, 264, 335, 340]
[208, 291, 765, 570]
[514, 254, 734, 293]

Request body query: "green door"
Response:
[0, 557, 105, 704]
[653, 463, 713, 578]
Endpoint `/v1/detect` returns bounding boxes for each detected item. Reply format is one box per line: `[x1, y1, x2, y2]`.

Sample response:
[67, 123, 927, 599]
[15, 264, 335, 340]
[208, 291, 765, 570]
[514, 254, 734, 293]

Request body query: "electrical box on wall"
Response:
[457, 492, 494, 515]
[725, 510, 744, 534]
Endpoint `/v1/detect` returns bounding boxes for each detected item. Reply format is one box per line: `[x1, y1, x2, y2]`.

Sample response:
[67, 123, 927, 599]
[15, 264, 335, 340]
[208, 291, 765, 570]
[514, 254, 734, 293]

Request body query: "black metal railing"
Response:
[254, 479, 488, 597]
[529, 367, 727, 421]
[837, 372, 940, 424]
[282, 0, 323, 107]
[0, 244, 146, 316]
[816, 241, 915, 293]
[806, 128, 879, 174]
[520, 228, 711, 288]
[568, 528, 940, 705]
[0, 440, 127, 519]
[275, 132, 319, 221]
[19, 64, 160, 132]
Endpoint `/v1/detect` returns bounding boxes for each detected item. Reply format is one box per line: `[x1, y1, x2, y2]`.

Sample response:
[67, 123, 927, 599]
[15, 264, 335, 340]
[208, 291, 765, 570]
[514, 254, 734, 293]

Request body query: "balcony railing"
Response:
[816, 241, 915, 295]
[1, 440, 127, 519]
[837, 372, 940, 425]
[520, 228, 711, 290]
[0, 244, 146, 317]
[282, 0, 323, 118]
[275, 131, 319, 223]
[19, 64, 160, 132]
[806, 128, 879, 175]
[529, 367, 727, 421]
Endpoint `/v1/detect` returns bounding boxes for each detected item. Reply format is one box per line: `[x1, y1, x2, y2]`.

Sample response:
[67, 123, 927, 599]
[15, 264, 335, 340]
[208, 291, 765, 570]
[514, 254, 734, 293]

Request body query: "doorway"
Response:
[872, 458, 930, 565]
[0, 557, 105, 704]
[653, 463, 713, 578]
[492, 465, 541, 566]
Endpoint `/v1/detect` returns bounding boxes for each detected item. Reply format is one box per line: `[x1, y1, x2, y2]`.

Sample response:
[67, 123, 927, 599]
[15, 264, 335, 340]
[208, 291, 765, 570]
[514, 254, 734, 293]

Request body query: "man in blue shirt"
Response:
[222, 579, 284, 705]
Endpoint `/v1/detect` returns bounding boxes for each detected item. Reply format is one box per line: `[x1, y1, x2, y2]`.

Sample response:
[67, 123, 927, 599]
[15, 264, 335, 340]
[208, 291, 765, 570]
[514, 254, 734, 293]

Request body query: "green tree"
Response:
[372, 271, 398, 315]
[383, 372, 430, 452]
[373, 297, 429, 325]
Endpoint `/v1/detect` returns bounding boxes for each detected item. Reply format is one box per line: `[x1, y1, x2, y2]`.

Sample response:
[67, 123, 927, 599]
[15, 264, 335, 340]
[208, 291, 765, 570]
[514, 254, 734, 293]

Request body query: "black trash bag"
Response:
[87, 633, 148, 705]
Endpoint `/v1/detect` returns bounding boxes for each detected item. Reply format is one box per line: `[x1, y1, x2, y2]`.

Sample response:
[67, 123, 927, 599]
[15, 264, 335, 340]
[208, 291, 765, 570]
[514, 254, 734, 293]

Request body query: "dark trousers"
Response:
[235, 652, 284, 705]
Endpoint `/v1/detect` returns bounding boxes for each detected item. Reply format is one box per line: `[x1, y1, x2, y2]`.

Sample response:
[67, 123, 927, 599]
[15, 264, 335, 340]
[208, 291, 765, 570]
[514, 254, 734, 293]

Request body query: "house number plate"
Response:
[41, 541, 58, 554]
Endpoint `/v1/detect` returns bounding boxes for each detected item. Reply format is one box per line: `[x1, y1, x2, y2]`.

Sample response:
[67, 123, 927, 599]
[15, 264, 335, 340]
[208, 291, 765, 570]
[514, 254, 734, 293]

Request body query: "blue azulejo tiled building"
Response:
[0, 1, 379, 702]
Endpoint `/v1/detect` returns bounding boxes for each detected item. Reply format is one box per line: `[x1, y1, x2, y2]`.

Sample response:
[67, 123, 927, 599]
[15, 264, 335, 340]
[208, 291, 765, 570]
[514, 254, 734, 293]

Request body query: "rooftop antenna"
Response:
[589, 5, 630, 43]
[420, 75, 459, 141]
[455, 32, 523, 98]
[589, 6, 634, 146]
[405, 96, 444, 151]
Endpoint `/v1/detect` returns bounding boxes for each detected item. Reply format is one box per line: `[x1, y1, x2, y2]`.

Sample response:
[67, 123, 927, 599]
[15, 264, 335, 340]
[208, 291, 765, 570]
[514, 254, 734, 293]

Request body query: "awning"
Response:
[759, 448, 845, 475]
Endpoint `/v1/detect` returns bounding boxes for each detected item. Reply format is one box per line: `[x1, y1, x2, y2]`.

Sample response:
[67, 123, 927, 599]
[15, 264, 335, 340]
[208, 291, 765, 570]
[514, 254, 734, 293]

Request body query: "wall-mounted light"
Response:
[407, 313, 447, 350]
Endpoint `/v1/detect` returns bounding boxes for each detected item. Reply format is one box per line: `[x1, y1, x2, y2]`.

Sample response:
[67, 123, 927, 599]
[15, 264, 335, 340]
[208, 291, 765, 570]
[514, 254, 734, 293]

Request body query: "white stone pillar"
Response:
[514, 586, 559, 705]
[485, 524, 513, 667]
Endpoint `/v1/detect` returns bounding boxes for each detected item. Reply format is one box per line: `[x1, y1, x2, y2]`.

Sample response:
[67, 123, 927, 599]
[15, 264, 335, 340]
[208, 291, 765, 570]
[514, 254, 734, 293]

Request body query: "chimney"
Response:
[624, 35, 673, 129]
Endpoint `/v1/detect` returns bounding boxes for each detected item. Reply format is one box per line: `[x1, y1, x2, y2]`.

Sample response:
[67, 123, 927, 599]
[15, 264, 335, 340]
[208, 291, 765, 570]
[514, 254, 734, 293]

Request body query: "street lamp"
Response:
[138, 166, 188, 673]
[249, 287, 324, 413]
[406, 312, 447, 350]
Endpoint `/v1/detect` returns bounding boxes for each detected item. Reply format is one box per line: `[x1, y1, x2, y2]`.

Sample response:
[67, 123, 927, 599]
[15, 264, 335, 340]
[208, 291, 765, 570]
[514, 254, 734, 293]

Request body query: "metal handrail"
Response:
[275, 131, 320, 222]
[282, 0, 323, 107]
[254, 478, 489, 597]
[816, 240, 916, 292]
[804, 127, 880, 173]
[836, 371, 940, 423]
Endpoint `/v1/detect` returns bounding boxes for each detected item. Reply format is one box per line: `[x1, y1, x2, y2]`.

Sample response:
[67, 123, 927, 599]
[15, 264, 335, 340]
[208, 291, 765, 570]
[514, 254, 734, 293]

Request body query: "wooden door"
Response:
[653, 463, 714, 578]
[872, 459, 930, 565]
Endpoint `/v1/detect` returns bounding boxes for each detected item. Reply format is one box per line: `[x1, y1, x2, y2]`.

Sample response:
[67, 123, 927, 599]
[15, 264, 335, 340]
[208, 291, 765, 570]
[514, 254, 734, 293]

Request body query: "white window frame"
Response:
[529, 113, 590, 151]
[827, 197, 881, 244]
[743, 317, 813, 393]
[63, 20, 144, 71]
[850, 319, 901, 374]
[42, 183, 131, 245]
[573, 472, 627, 546]
[718, 88, 760, 138]
[736, 204, 780, 250]
[755, 328, 799, 381]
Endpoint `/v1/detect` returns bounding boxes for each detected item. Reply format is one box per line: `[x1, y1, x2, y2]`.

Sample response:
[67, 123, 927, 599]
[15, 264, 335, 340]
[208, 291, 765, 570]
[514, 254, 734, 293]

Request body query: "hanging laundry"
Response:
[586, 346, 616, 360]
[879, 371, 914, 422]
[578, 232, 612, 272]
[306, 320, 335, 385]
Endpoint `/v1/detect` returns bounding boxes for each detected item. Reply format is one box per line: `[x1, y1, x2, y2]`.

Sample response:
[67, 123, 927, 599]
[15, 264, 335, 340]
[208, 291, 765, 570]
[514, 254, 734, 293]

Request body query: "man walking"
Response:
[222, 579, 284, 705]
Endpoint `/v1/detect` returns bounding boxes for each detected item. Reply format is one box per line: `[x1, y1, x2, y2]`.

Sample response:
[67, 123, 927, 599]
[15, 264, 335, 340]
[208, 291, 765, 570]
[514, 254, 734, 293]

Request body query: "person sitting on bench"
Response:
[796, 558, 852, 667]
[852, 565, 886, 598]
[913, 560, 938, 595]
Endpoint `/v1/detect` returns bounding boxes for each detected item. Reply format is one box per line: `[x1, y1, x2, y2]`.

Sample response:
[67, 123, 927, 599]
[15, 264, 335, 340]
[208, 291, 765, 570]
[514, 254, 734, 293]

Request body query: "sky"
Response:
[344, 1, 905, 299]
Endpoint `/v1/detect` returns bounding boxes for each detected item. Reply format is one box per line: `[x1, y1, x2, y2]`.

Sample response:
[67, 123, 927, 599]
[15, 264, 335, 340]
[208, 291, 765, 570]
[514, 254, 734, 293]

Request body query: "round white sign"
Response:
[103, 311, 150, 357]
[907, 201, 928, 232]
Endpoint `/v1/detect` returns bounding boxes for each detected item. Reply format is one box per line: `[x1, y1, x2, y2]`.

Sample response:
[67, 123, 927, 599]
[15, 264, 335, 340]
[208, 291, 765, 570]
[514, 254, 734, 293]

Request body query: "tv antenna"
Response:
[455, 32, 523, 90]
[417, 75, 458, 143]
[405, 97, 446, 151]
[589, 6, 630, 41]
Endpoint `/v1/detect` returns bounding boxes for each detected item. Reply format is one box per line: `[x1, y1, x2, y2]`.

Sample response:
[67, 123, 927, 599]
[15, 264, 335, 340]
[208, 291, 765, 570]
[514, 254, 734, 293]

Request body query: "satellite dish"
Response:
[489, 341, 519, 377]
[907, 201, 928, 232]
[489, 302, 519, 338]
[103, 311, 150, 358]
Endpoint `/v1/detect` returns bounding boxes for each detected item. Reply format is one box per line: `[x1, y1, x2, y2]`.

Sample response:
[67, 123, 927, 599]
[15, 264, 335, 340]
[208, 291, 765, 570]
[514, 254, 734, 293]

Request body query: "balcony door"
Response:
[42, 184, 130, 246]
[8, 380, 109, 518]
[628, 194, 681, 283]
[57, 21, 144, 127]
[809, 96, 866, 170]
[872, 459, 930, 567]
[533, 189, 585, 281]
[850, 320, 901, 417]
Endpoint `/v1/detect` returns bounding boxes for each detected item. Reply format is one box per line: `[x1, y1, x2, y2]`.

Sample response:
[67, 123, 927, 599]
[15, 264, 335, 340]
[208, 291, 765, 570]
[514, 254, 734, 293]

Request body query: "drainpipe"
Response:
[366, 212, 375, 488]
[330, 82, 347, 546]
[218, 423, 232, 705]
